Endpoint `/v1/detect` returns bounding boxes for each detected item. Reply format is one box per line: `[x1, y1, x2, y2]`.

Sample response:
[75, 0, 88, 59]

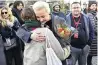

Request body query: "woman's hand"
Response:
[6, 20, 14, 27]
[31, 31, 46, 42]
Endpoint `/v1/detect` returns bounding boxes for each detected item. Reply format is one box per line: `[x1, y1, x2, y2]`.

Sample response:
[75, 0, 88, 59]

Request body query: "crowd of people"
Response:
[0, 1, 97, 65]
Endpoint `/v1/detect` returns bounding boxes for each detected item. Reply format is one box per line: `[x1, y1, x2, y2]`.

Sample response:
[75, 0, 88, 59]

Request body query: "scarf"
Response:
[25, 20, 41, 29]
[89, 10, 97, 16]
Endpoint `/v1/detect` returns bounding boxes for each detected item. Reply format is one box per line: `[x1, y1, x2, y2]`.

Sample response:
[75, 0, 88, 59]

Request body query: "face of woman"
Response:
[17, 3, 24, 11]
[1, 9, 9, 19]
[90, 4, 97, 11]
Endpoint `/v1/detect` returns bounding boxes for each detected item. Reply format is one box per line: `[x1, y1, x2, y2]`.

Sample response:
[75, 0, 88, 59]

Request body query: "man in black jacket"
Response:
[52, 3, 66, 20]
[65, 2, 94, 65]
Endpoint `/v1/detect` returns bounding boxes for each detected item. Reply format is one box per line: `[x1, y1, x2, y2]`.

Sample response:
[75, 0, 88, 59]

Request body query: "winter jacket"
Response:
[65, 13, 94, 48]
[12, 8, 24, 25]
[87, 11, 97, 56]
[52, 12, 66, 20]
[52, 3, 66, 20]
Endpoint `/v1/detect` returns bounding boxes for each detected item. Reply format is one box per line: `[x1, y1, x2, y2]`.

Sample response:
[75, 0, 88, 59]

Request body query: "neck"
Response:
[72, 14, 81, 18]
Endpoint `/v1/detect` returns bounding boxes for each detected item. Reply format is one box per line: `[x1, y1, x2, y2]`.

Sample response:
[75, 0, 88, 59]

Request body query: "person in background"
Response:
[96, 3, 98, 18]
[87, 1, 97, 65]
[0, 6, 23, 65]
[12, 1, 25, 52]
[12, 1, 24, 25]
[52, 3, 66, 20]
[83, 3, 88, 14]
[65, 2, 94, 65]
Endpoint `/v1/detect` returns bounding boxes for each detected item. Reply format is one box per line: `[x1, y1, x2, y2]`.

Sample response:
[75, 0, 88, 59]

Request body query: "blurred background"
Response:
[0, 0, 97, 65]
[0, 0, 98, 14]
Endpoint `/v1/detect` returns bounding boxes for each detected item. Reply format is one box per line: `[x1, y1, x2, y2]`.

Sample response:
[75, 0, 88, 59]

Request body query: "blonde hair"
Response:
[33, 1, 50, 14]
[0, 6, 14, 27]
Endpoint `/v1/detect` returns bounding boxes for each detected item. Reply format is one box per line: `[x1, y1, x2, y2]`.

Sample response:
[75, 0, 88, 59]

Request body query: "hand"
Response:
[6, 20, 14, 27]
[31, 32, 46, 42]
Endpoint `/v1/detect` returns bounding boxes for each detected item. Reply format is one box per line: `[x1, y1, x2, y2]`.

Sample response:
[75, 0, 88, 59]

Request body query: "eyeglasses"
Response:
[1, 12, 8, 14]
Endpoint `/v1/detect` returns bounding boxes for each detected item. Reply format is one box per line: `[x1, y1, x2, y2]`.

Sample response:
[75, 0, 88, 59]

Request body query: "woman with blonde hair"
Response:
[0, 6, 23, 65]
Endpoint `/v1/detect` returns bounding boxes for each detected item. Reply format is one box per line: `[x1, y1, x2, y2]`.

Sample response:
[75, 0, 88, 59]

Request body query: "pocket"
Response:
[82, 45, 90, 53]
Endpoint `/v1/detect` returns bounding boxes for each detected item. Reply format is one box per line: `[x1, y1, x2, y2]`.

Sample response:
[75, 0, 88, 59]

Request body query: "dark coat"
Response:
[52, 12, 66, 20]
[12, 8, 24, 25]
[87, 11, 97, 56]
[66, 13, 94, 48]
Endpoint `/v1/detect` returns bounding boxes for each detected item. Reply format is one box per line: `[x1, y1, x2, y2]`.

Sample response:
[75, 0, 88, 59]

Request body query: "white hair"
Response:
[33, 1, 50, 14]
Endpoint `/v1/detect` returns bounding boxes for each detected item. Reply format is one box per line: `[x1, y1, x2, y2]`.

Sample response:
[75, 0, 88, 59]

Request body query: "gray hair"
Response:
[33, 1, 50, 14]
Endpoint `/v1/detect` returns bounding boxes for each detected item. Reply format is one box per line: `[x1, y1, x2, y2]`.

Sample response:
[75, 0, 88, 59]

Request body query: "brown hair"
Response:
[71, 2, 81, 6]
[21, 7, 37, 21]
[88, 1, 97, 12]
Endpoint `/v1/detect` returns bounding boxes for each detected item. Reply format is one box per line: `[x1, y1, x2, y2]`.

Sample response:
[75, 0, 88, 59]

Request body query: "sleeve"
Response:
[12, 9, 24, 25]
[12, 17, 21, 31]
[16, 27, 31, 43]
[87, 17, 94, 46]
[87, 13, 96, 32]
[46, 28, 70, 60]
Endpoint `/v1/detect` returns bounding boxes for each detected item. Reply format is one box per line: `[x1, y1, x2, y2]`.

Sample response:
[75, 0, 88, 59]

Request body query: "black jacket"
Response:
[12, 8, 24, 25]
[66, 13, 94, 49]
